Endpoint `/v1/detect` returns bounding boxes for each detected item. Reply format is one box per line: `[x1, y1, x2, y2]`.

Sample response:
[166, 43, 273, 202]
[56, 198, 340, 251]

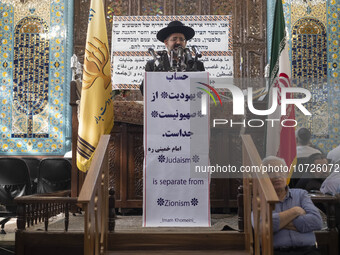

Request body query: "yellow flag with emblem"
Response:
[77, 0, 114, 172]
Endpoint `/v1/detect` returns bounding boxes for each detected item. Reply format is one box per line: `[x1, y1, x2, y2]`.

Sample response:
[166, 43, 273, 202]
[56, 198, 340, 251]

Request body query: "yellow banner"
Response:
[77, 0, 114, 172]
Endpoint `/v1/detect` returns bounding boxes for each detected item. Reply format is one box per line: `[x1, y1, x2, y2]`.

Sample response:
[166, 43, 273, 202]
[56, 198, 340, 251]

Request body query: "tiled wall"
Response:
[268, 0, 339, 152]
[0, 0, 73, 155]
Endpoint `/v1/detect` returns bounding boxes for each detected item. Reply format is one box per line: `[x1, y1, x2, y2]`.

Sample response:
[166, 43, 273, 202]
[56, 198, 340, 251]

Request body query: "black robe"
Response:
[140, 55, 205, 95]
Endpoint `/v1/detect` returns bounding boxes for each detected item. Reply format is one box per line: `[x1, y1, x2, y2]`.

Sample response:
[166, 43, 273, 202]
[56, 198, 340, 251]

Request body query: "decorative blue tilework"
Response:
[0, 0, 73, 155]
[267, 0, 340, 152]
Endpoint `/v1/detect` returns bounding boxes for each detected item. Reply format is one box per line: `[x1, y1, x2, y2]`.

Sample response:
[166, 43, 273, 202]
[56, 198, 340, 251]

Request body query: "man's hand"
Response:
[284, 222, 298, 231]
[292, 206, 306, 216]
[278, 206, 306, 229]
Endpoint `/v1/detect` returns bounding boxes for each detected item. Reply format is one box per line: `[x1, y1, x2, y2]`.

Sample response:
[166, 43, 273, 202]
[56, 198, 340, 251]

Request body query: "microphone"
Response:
[184, 48, 194, 65]
[170, 50, 177, 71]
[177, 46, 184, 61]
[177, 46, 187, 71]
[157, 50, 167, 56]
[148, 48, 160, 66]
[192, 46, 202, 58]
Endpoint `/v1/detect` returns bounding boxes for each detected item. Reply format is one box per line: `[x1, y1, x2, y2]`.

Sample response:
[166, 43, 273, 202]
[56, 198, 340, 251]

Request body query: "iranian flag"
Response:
[266, 0, 297, 182]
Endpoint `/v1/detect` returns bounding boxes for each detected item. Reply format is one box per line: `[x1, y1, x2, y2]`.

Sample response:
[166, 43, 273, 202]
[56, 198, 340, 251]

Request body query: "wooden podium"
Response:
[108, 100, 256, 210]
[71, 83, 266, 210]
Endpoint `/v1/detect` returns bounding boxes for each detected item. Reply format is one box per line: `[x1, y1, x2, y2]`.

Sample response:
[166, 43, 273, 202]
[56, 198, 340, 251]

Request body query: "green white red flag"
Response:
[266, 0, 297, 182]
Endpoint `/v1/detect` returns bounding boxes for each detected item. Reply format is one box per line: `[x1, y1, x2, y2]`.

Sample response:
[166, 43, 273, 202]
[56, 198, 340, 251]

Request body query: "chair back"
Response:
[289, 157, 309, 188]
[22, 157, 41, 193]
[0, 158, 32, 212]
[37, 158, 72, 194]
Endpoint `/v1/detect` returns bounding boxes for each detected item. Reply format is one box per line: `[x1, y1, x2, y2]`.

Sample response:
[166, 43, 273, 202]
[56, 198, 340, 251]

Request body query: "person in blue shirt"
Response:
[262, 156, 323, 255]
[295, 153, 329, 192]
[320, 160, 340, 195]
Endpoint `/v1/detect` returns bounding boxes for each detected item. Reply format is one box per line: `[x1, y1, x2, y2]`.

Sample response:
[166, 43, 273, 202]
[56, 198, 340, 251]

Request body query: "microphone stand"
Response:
[178, 47, 186, 71]
[148, 48, 164, 71]
[170, 50, 179, 72]
[184, 48, 194, 71]
[191, 46, 202, 71]
[157, 50, 167, 71]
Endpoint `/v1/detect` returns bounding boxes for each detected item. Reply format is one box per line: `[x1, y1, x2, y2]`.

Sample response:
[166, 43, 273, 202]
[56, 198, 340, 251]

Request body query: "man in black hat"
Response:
[140, 20, 205, 94]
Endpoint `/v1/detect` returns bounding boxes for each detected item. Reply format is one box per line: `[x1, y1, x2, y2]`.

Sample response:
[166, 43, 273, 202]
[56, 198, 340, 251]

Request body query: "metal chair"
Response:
[37, 158, 71, 194]
[0, 158, 32, 234]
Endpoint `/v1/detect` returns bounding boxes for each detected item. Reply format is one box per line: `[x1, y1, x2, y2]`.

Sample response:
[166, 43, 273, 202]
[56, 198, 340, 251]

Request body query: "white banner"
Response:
[111, 16, 233, 89]
[143, 72, 210, 227]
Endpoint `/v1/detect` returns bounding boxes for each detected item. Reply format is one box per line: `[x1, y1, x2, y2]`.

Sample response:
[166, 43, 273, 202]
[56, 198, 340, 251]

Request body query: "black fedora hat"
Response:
[156, 20, 195, 42]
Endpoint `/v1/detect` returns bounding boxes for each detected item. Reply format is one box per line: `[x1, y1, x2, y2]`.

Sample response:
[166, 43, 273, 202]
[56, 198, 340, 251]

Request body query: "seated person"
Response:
[296, 128, 322, 158]
[295, 153, 329, 192]
[320, 160, 340, 195]
[290, 128, 322, 188]
[263, 156, 322, 255]
[320, 161, 340, 246]
[327, 144, 340, 163]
